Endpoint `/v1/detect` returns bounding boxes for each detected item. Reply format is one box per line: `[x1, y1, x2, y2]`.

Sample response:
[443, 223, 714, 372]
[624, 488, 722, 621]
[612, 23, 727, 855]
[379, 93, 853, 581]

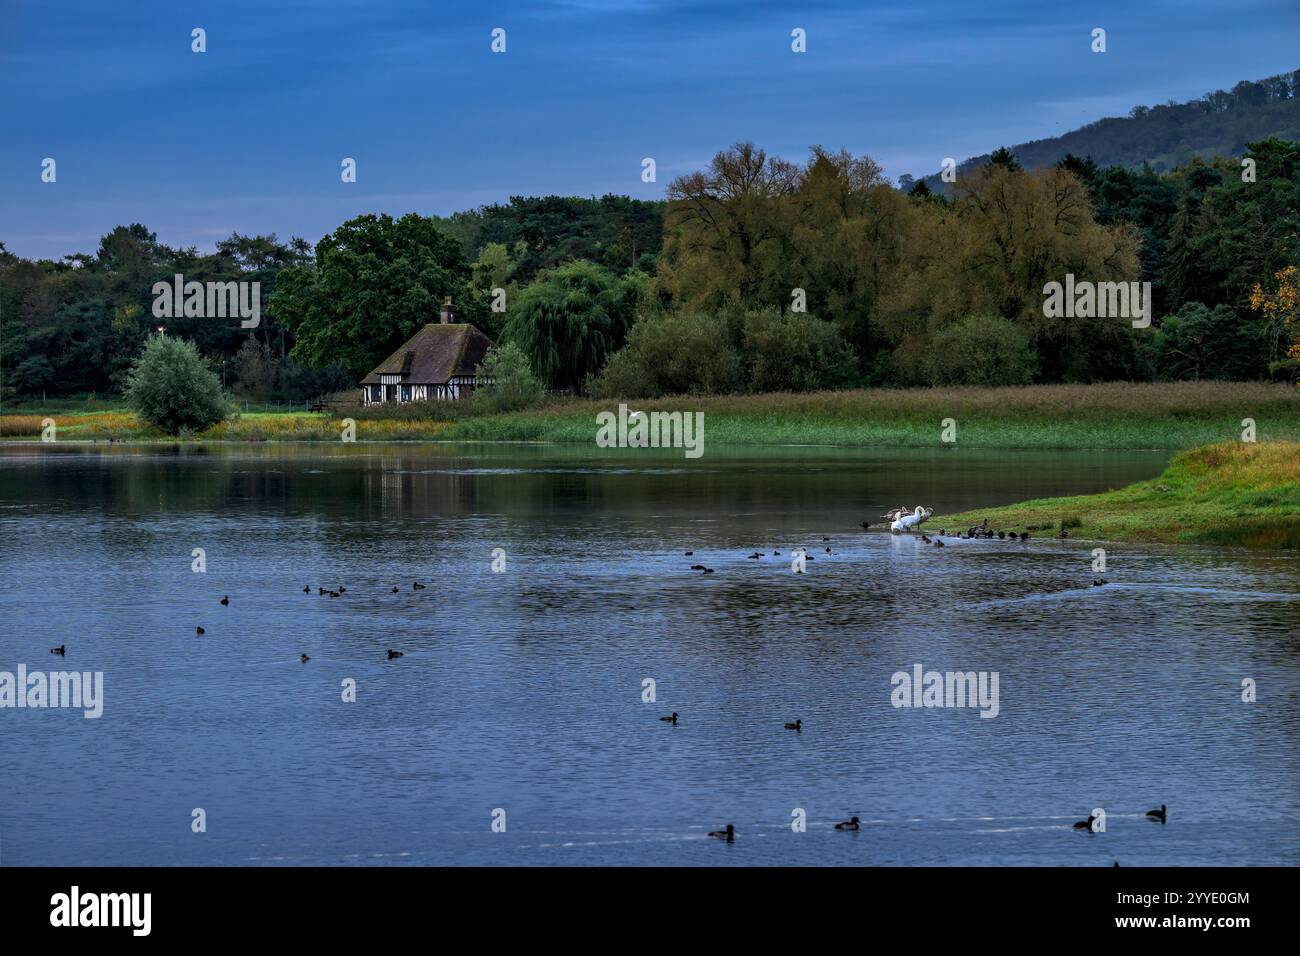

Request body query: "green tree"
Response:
[659, 142, 800, 308]
[886, 162, 1141, 382]
[472, 342, 545, 413]
[503, 260, 642, 391]
[985, 146, 1023, 172]
[1164, 139, 1300, 314]
[125, 335, 231, 434]
[269, 213, 472, 379]
[1138, 302, 1270, 381]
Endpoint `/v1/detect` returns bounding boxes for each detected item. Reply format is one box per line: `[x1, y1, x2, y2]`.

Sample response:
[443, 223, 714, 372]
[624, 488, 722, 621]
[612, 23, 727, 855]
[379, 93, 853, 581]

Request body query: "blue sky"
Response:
[2, 0, 1297, 260]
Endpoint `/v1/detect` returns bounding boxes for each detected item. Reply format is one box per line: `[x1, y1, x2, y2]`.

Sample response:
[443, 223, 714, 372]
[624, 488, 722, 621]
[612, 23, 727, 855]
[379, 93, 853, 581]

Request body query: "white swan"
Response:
[890, 506, 933, 534]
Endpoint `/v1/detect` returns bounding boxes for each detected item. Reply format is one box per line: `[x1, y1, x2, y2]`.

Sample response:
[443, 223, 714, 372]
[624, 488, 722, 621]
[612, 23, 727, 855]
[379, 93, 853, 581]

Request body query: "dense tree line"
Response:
[0, 197, 663, 401]
[434, 195, 663, 284]
[1, 135, 1296, 402]
[0, 227, 349, 401]
[590, 137, 1297, 395]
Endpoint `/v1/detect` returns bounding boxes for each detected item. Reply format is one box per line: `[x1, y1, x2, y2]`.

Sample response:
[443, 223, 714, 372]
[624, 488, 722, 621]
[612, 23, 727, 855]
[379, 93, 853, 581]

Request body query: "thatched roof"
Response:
[360, 324, 495, 385]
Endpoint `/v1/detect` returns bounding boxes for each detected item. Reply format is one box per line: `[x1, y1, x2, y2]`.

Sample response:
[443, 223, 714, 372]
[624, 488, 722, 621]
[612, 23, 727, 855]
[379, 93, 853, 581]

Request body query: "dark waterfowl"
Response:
[338, 586, 346, 594]
[1073, 815, 1096, 831]
[387, 649, 403, 659]
[997, 531, 1005, 540]
[702, 567, 715, 574]
[708, 824, 735, 841]
[328, 590, 340, 598]
[824, 547, 831, 554]
[319, 587, 328, 596]
[784, 719, 802, 731]
[660, 712, 679, 725]
[860, 521, 870, 530]
[1146, 804, 1166, 823]
[1058, 528, 1070, 538]
[303, 585, 310, 593]
[413, 581, 427, 590]
[935, 539, 945, 547]
[684, 551, 693, 556]
[391, 586, 399, 593]
[1092, 577, 1109, 586]
[835, 816, 861, 831]
[50, 645, 65, 655]
[220, 595, 229, 606]
[690, 564, 705, 571]
[196, 626, 205, 635]
[1019, 532, 1029, 541]
[300, 654, 310, 663]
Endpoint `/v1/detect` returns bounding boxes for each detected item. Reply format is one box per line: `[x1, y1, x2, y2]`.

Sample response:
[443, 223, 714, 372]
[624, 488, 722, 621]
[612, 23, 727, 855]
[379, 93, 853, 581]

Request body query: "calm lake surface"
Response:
[1, 442, 1297, 866]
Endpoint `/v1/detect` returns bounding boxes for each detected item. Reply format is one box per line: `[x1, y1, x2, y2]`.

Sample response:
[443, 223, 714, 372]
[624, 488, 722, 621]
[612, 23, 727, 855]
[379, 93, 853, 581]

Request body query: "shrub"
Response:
[124, 336, 231, 435]
[926, 314, 1038, 386]
[588, 311, 743, 398]
[472, 342, 545, 413]
[741, 308, 858, 392]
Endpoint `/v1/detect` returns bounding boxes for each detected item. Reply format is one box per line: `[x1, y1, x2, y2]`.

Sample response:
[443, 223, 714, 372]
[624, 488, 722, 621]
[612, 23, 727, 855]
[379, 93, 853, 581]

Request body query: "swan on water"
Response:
[886, 506, 933, 534]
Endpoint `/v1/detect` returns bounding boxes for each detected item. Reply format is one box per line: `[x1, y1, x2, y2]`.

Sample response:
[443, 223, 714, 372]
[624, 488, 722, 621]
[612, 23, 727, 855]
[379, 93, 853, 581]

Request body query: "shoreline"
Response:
[930, 441, 1300, 549]
[4, 382, 1296, 449]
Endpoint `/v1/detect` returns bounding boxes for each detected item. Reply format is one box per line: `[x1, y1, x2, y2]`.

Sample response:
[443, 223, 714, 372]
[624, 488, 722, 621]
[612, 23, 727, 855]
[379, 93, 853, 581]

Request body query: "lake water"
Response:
[1, 442, 1297, 866]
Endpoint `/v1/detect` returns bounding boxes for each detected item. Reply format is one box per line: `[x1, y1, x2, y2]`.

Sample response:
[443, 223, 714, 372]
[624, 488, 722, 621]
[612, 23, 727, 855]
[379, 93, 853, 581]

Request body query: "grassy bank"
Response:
[0, 410, 451, 441]
[931, 441, 1300, 548]
[2, 381, 1297, 448]
[442, 381, 1300, 448]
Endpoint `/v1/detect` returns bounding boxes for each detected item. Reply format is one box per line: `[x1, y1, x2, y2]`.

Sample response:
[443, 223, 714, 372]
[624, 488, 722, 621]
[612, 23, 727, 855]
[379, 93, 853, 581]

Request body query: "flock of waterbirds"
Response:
[43, 504, 1143, 850]
[664, 706, 1167, 846]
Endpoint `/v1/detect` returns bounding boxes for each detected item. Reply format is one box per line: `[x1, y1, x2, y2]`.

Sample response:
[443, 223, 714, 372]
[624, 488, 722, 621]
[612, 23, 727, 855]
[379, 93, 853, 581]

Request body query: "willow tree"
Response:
[502, 260, 644, 392]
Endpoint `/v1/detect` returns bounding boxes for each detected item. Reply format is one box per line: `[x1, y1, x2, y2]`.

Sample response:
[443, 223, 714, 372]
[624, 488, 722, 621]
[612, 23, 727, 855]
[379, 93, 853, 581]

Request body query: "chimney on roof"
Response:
[440, 295, 456, 324]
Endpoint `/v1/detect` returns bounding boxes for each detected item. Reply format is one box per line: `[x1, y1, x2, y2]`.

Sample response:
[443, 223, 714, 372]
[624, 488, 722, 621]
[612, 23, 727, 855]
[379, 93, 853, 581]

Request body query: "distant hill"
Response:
[905, 68, 1300, 192]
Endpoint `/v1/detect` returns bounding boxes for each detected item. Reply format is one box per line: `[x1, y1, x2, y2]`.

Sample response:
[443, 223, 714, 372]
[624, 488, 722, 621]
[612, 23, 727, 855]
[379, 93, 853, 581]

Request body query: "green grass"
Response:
[931, 441, 1300, 548]
[440, 381, 1300, 449]
[3, 381, 1298, 448]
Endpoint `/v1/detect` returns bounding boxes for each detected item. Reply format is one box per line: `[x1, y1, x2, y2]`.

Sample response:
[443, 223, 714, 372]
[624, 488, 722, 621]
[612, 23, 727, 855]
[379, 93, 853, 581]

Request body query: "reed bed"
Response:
[3, 381, 1296, 448]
